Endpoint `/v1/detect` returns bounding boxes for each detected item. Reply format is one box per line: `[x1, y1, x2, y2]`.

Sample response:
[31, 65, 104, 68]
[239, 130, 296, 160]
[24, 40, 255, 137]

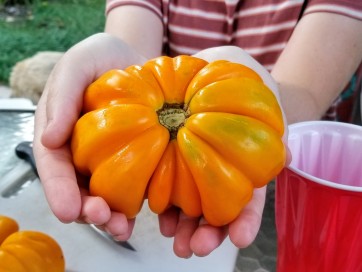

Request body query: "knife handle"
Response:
[15, 141, 38, 177]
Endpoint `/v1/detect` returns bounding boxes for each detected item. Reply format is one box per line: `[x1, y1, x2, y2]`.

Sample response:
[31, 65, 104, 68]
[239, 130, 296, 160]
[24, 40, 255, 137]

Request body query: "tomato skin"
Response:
[0, 216, 65, 272]
[71, 55, 286, 226]
[177, 127, 254, 226]
[148, 140, 176, 214]
[144, 55, 208, 104]
[0, 250, 28, 272]
[184, 59, 262, 104]
[72, 104, 160, 175]
[0, 215, 19, 245]
[188, 77, 284, 136]
[184, 112, 286, 188]
[90, 125, 169, 218]
[83, 67, 165, 112]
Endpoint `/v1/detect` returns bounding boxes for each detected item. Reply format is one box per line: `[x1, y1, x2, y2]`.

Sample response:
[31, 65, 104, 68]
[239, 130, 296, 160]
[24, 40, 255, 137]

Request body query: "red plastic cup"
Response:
[275, 121, 362, 272]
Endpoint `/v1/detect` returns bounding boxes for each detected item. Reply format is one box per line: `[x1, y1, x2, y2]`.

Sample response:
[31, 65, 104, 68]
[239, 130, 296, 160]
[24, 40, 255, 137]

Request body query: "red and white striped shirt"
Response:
[106, 0, 361, 69]
[106, 0, 362, 122]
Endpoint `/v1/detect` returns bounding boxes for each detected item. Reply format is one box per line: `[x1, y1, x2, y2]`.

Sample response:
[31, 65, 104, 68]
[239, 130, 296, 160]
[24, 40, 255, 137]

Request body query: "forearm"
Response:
[105, 5, 163, 59]
[271, 12, 362, 124]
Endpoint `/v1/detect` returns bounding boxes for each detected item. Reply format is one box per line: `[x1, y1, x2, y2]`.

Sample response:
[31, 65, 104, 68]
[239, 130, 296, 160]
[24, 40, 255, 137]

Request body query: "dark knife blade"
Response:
[89, 224, 136, 251]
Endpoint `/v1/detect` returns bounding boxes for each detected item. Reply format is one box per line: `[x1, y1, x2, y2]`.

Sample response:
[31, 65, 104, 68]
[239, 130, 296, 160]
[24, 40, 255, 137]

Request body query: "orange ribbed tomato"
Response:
[0, 215, 19, 245]
[0, 215, 65, 272]
[71, 55, 286, 226]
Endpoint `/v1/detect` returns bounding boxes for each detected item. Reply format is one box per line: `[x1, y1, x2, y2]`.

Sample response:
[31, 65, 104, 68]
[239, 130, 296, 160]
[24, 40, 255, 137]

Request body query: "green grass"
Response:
[0, 0, 106, 84]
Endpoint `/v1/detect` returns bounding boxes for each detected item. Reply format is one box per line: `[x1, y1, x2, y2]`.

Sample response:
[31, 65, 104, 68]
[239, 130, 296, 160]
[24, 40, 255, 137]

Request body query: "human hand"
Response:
[34, 40, 288, 257]
[158, 186, 267, 258]
[157, 46, 290, 258]
[33, 33, 146, 239]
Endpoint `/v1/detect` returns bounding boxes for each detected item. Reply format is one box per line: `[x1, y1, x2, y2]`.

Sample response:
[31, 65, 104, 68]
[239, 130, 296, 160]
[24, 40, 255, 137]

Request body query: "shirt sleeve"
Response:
[305, 0, 362, 21]
[106, 0, 163, 21]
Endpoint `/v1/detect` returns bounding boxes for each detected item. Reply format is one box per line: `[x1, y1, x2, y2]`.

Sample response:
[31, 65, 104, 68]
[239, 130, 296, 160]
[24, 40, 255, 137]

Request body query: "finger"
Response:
[34, 100, 81, 223]
[228, 186, 266, 248]
[173, 212, 199, 258]
[102, 211, 129, 235]
[111, 215, 136, 241]
[33, 92, 79, 223]
[89, 214, 135, 242]
[79, 195, 111, 225]
[158, 207, 179, 237]
[35, 144, 82, 223]
[190, 219, 227, 257]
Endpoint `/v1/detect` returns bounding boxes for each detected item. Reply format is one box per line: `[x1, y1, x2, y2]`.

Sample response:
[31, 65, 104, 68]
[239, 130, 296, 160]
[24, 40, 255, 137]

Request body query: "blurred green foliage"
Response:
[0, 0, 105, 83]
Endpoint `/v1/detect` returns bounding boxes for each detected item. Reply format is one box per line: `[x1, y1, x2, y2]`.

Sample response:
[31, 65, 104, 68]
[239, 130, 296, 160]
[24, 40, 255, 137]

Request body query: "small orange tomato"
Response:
[0, 215, 65, 272]
[0, 215, 19, 244]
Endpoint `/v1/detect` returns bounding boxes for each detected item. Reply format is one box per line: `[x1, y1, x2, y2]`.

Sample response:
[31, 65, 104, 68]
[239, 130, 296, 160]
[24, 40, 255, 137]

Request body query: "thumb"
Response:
[40, 33, 149, 148]
[40, 55, 88, 149]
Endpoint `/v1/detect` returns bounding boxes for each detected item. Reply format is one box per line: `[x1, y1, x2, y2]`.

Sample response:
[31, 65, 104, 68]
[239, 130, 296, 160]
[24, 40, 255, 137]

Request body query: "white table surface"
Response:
[0, 177, 238, 272]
